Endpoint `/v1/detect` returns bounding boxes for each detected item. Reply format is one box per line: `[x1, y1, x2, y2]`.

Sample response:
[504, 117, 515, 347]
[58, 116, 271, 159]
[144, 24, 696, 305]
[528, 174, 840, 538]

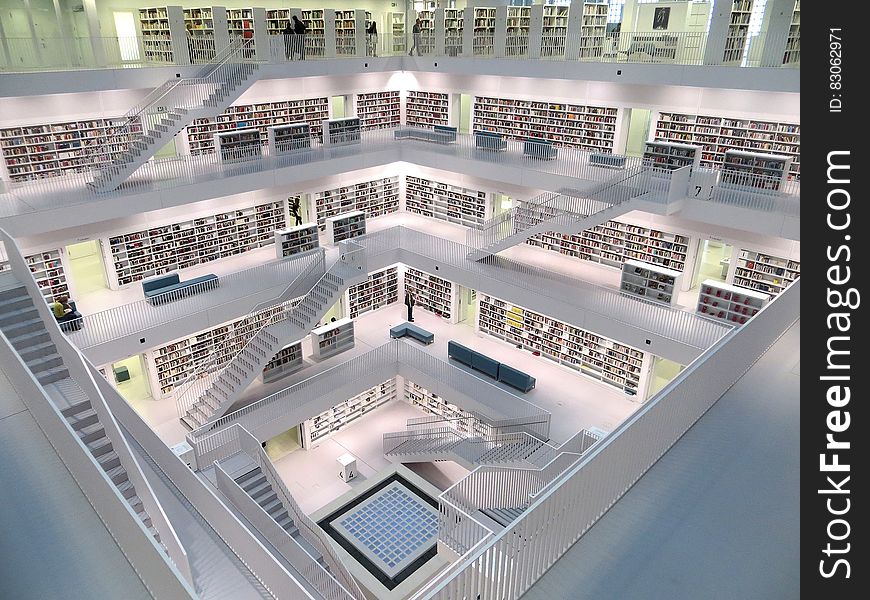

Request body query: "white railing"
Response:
[414, 279, 800, 599]
[232, 425, 366, 600]
[473, 34, 495, 57]
[505, 34, 529, 57]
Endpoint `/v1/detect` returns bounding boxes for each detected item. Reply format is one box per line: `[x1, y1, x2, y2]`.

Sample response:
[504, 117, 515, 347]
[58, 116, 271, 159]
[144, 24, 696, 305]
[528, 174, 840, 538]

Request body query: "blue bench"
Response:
[474, 131, 507, 152]
[523, 138, 557, 160]
[433, 125, 457, 142]
[590, 153, 627, 169]
[448, 340, 536, 393]
[394, 126, 457, 144]
[390, 322, 434, 345]
[142, 273, 220, 306]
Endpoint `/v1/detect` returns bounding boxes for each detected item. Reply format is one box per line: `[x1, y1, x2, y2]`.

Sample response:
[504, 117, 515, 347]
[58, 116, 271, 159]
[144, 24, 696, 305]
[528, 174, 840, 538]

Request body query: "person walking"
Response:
[292, 15, 307, 60]
[282, 19, 294, 60]
[404, 290, 416, 322]
[367, 21, 378, 57]
[409, 18, 422, 56]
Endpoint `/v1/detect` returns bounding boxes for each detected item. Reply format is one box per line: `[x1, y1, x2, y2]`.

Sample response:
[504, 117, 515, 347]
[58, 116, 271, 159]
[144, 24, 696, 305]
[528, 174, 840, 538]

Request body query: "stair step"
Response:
[0, 305, 39, 326]
[0, 285, 27, 302]
[8, 329, 52, 351]
[234, 467, 262, 485]
[67, 407, 99, 431]
[77, 423, 107, 445]
[241, 473, 267, 492]
[18, 341, 57, 363]
[61, 399, 92, 418]
[37, 365, 71, 385]
[97, 450, 122, 472]
[26, 352, 64, 374]
[246, 480, 272, 499]
[105, 464, 130, 485]
[116, 479, 138, 500]
[86, 435, 114, 458]
[260, 497, 283, 515]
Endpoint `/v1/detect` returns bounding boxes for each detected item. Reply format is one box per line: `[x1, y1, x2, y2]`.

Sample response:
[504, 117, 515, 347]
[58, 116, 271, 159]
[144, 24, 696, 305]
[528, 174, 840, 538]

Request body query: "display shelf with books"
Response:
[261, 341, 304, 383]
[405, 175, 489, 229]
[444, 8, 463, 55]
[733, 249, 799, 296]
[696, 280, 769, 325]
[355, 91, 401, 130]
[20, 249, 69, 302]
[478, 293, 645, 396]
[527, 219, 691, 272]
[0, 117, 136, 182]
[215, 128, 262, 162]
[325, 211, 366, 243]
[322, 117, 361, 146]
[304, 379, 397, 447]
[474, 95, 617, 151]
[313, 176, 399, 230]
[348, 266, 399, 319]
[642, 141, 701, 172]
[335, 9, 366, 56]
[720, 150, 792, 191]
[184, 97, 329, 155]
[541, 4, 569, 57]
[653, 112, 800, 179]
[577, 1, 608, 60]
[471, 7, 497, 55]
[226, 7, 263, 59]
[620, 259, 681, 305]
[723, 0, 753, 64]
[404, 267, 454, 321]
[267, 122, 311, 154]
[311, 317, 355, 360]
[405, 91, 450, 128]
[300, 9, 327, 56]
[275, 223, 319, 259]
[783, 0, 800, 65]
[107, 200, 285, 287]
[183, 7, 230, 62]
[404, 380, 494, 438]
[138, 6, 185, 64]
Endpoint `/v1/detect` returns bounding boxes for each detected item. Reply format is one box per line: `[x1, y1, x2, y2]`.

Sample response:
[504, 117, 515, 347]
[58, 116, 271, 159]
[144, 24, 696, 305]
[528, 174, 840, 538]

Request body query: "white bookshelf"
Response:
[620, 259, 681, 305]
[215, 128, 262, 162]
[733, 249, 799, 296]
[226, 7, 263, 59]
[721, 150, 792, 191]
[478, 293, 646, 396]
[405, 380, 493, 438]
[474, 95, 617, 151]
[390, 12, 406, 53]
[642, 141, 701, 171]
[472, 7, 497, 55]
[267, 122, 311, 154]
[405, 175, 489, 229]
[541, 4, 569, 57]
[261, 341, 303, 383]
[335, 9, 366, 56]
[301, 9, 328, 57]
[355, 91, 401, 130]
[322, 117, 361, 146]
[311, 317, 355, 360]
[723, 0, 754, 64]
[325, 211, 366, 244]
[578, 1, 607, 60]
[528, 219, 691, 272]
[404, 267, 454, 321]
[303, 378, 397, 447]
[185, 98, 329, 155]
[151, 299, 295, 396]
[183, 7, 230, 62]
[0, 117, 136, 182]
[275, 223, 319, 259]
[696, 279, 769, 325]
[783, 0, 800, 65]
[138, 6, 186, 64]
[405, 91, 450, 128]
[653, 112, 800, 179]
[107, 200, 285, 287]
[313, 176, 399, 230]
[18, 249, 69, 302]
[348, 266, 399, 319]
[444, 8, 463, 55]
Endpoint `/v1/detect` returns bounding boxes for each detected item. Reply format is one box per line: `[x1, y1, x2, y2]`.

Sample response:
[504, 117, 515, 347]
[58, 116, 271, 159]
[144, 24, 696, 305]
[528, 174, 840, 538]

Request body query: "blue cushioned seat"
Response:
[497, 363, 536, 392]
[142, 274, 179, 296]
[447, 340, 474, 366]
[471, 351, 500, 378]
[474, 131, 507, 152]
[390, 322, 434, 344]
[143, 272, 219, 305]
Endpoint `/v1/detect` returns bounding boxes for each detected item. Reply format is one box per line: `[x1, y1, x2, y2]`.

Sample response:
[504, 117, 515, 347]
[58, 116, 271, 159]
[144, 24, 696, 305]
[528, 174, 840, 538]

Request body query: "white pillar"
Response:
[494, 6, 507, 58]
[758, 0, 796, 67]
[528, 5, 544, 59]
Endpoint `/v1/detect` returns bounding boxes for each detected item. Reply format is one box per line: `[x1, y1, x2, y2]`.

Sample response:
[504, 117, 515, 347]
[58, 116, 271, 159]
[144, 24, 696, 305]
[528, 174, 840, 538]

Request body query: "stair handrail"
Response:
[236, 426, 366, 600]
[173, 247, 326, 420]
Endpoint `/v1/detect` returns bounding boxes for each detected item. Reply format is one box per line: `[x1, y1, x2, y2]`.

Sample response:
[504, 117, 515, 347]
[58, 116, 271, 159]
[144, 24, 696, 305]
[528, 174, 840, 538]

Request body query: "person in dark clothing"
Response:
[409, 18, 422, 56]
[282, 20, 294, 60]
[404, 290, 416, 322]
[367, 21, 378, 57]
[292, 15, 307, 59]
[289, 196, 303, 225]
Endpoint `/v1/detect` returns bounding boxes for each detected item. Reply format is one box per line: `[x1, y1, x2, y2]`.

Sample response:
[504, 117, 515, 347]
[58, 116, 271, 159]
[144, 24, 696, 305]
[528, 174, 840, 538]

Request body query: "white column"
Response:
[462, 8, 474, 57]
[494, 6, 507, 58]
[565, 0, 586, 60]
[758, 0, 796, 67]
[354, 9, 367, 57]
[434, 8, 446, 56]
[528, 5, 544, 59]
[324, 10, 337, 58]
[703, 0, 733, 65]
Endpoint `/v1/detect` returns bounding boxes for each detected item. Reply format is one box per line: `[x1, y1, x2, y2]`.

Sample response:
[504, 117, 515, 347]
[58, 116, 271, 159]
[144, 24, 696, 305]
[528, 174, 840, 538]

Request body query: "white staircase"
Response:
[88, 38, 261, 192]
[466, 165, 659, 260]
[178, 244, 366, 430]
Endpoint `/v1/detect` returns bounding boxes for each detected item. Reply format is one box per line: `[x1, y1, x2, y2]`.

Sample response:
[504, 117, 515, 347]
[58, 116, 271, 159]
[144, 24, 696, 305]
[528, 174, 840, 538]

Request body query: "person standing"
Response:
[409, 18, 422, 56]
[282, 19, 294, 60]
[292, 15, 307, 60]
[404, 290, 416, 322]
[367, 21, 378, 57]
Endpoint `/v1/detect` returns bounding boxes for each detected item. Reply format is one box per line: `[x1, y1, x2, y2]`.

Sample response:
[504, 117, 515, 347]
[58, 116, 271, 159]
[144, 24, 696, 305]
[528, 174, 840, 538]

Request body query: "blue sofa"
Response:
[142, 273, 219, 305]
[474, 131, 507, 152]
[590, 152, 627, 169]
[523, 138, 557, 160]
[390, 322, 434, 344]
[448, 340, 536, 393]
[395, 125, 457, 144]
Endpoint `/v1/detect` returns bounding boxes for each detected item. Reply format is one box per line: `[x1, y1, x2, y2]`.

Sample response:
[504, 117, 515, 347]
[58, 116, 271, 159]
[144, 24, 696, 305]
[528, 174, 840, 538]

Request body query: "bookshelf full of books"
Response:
[183, 7, 230, 62]
[261, 341, 303, 383]
[733, 249, 799, 296]
[471, 7, 497, 56]
[322, 117, 361, 146]
[526, 219, 691, 273]
[355, 91, 401, 130]
[642, 141, 701, 171]
[185, 98, 329, 155]
[325, 211, 366, 243]
[405, 175, 489, 229]
[444, 8, 463, 55]
[391, 12, 406, 53]
[303, 379, 397, 447]
[311, 317, 355, 359]
[20, 249, 70, 302]
[577, 1, 608, 60]
[313, 176, 399, 229]
[723, 0, 754, 64]
[405, 91, 450, 128]
[215, 128, 262, 162]
[720, 150, 792, 192]
[506, 6, 531, 56]
[540, 4, 569, 57]
[619, 259, 681, 305]
[347, 266, 399, 319]
[275, 223, 319, 259]
[783, 0, 800, 65]
[405, 380, 494, 438]
[226, 7, 265, 59]
[696, 280, 769, 325]
[138, 6, 186, 63]
[107, 200, 285, 287]
[474, 95, 617, 151]
[653, 112, 800, 179]
[477, 293, 646, 396]
[404, 267, 455, 321]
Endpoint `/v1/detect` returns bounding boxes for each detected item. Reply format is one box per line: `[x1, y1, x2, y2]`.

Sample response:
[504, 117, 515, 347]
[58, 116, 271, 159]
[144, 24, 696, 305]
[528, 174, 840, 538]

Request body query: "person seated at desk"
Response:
[51, 295, 82, 330]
